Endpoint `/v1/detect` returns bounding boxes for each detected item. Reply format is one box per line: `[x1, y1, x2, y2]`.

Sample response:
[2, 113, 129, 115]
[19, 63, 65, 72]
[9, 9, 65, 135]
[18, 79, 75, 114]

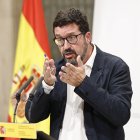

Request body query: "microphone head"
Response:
[15, 76, 34, 101]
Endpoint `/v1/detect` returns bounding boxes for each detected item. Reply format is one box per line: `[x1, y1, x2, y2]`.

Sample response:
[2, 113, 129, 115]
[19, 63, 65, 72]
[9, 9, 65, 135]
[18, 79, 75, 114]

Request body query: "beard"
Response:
[65, 57, 78, 66]
[63, 44, 88, 66]
[63, 48, 78, 66]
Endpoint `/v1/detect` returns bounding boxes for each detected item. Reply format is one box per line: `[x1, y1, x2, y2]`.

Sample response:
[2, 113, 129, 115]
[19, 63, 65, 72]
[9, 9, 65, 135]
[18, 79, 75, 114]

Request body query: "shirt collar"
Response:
[85, 44, 96, 69]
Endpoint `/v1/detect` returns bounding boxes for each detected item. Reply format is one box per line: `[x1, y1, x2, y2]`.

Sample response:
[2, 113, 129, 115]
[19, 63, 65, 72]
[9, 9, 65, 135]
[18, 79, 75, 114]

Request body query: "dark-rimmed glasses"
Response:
[54, 33, 82, 47]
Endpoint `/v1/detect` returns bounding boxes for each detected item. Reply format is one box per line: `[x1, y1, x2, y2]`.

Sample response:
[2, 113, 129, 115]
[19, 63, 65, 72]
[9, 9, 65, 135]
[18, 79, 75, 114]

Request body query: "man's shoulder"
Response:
[96, 46, 129, 68]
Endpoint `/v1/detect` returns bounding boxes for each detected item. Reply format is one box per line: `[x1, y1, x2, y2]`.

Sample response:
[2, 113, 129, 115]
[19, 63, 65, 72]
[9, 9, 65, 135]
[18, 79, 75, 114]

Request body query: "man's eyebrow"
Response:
[55, 32, 77, 38]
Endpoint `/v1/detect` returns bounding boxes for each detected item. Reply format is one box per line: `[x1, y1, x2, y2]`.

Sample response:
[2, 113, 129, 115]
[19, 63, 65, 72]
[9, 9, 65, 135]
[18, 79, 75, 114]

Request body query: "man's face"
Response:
[54, 23, 91, 65]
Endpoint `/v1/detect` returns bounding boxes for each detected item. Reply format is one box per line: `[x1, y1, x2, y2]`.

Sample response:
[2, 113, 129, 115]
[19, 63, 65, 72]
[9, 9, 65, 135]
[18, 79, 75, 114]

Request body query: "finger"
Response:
[61, 66, 68, 73]
[59, 71, 67, 82]
[62, 65, 75, 78]
[44, 60, 50, 67]
[77, 55, 83, 67]
[45, 66, 52, 77]
[65, 63, 76, 72]
[49, 59, 55, 67]
[43, 60, 49, 74]
[44, 54, 49, 61]
[44, 59, 55, 74]
[44, 58, 53, 68]
[49, 59, 56, 74]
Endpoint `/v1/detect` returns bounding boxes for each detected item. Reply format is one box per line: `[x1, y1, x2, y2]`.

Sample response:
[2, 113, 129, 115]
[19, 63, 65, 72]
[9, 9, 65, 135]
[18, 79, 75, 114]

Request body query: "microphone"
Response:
[13, 76, 34, 123]
[29, 76, 44, 98]
[15, 76, 34, 101]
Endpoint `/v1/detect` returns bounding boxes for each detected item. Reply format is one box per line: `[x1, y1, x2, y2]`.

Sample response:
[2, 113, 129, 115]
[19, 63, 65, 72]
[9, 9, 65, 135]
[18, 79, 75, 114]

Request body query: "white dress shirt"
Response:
[42, 46, 96, 140]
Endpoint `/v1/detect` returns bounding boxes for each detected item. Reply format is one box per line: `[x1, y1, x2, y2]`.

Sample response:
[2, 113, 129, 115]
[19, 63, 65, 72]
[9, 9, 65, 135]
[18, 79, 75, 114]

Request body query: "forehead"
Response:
[54, 23, 80, 37]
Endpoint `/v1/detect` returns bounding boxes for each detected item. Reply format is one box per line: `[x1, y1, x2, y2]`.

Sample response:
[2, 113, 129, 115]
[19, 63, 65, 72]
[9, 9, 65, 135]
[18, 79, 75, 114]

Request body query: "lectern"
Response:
[0, 122, 55, 140]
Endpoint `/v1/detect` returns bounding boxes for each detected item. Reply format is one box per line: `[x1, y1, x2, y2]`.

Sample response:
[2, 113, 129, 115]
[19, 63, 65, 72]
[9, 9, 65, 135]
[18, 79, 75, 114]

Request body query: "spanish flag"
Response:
[6, 0, 51, 139]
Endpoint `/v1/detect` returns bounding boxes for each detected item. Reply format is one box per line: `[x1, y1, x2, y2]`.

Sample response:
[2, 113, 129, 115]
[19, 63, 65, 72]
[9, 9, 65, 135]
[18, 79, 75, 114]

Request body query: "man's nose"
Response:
[63, 39, 71, 50]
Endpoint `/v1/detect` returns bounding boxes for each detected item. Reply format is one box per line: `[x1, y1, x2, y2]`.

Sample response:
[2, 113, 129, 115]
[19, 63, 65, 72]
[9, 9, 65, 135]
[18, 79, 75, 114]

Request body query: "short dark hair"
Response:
[53, 8, 90, 34]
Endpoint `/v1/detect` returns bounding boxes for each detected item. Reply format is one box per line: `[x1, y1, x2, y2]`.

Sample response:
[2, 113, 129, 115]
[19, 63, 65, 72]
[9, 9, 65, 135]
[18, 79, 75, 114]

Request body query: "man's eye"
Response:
[57, 38, 63, 41]
[68, 36, 75, 40]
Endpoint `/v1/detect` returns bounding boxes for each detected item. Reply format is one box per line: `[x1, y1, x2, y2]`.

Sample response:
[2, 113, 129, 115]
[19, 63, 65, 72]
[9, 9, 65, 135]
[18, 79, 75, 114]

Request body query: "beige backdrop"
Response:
[0, 0, 22, 121]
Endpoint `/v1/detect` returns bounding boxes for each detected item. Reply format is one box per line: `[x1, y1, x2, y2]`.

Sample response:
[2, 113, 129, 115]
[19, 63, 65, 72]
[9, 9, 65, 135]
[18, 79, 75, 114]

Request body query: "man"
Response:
[25, 8, 133, 140]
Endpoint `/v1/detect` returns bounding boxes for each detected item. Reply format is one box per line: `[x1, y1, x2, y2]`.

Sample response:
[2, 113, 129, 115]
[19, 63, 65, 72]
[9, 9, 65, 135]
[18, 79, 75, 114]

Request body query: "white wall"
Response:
[92, 0, 140, 139]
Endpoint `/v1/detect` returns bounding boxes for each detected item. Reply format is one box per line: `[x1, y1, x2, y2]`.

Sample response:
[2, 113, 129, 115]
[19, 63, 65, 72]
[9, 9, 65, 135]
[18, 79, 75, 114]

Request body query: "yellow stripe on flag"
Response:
[11, 14, 45, 94]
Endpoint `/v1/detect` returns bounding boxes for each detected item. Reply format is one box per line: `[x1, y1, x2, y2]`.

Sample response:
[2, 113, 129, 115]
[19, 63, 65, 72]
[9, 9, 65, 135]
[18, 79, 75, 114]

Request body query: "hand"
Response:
[43, 57, 56, 86]
[59, 55, 86, 87]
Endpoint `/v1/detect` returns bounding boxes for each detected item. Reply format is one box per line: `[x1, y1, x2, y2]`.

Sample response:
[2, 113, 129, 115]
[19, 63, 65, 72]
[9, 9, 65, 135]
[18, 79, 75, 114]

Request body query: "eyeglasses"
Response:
[54, 33, 82, 47]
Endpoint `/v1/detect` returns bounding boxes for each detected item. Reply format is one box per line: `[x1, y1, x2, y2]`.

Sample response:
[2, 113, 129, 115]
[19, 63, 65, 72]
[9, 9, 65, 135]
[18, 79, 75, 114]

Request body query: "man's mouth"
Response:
[64, 52, 76, 59]
[63, 51, 78, 65]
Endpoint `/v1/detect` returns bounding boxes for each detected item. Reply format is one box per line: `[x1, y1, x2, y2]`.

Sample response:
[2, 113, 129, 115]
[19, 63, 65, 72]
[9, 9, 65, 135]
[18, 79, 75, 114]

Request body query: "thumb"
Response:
[77, 55, 83, 67]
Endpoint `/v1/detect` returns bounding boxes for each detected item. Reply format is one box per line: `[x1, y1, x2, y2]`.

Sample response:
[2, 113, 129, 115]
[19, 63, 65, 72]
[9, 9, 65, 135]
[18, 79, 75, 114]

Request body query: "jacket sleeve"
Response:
[74, 59, 133, 127]
[25, 87, 51, 123]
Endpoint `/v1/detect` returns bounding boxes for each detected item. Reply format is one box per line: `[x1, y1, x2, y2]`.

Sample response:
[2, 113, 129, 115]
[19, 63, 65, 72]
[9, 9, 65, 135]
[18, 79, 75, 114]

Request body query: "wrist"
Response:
[42, 80, 54, 94]
[44, 79, 55, 86]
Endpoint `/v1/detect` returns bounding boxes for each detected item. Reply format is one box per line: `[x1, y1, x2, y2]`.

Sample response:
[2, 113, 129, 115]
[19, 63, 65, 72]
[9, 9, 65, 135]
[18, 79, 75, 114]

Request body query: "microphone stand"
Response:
[13, 93, 21, 123]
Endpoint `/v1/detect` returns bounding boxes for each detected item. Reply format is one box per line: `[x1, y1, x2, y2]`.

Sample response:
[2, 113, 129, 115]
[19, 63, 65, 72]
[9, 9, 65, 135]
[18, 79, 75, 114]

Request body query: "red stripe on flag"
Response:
[22, 0, 51, 58]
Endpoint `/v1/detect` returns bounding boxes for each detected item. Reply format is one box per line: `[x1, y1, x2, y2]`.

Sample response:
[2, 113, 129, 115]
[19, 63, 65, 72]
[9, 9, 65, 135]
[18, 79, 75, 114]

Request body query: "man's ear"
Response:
[85, 32, 92, 43]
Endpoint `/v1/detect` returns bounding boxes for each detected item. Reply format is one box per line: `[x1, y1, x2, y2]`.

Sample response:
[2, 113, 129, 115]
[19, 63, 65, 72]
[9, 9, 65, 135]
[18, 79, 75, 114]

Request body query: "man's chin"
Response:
[65, 58, 78, 66]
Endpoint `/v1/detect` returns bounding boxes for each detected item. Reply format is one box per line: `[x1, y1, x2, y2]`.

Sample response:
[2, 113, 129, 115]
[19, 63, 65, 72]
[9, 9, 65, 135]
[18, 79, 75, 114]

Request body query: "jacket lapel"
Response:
[90, 46, 105, 84]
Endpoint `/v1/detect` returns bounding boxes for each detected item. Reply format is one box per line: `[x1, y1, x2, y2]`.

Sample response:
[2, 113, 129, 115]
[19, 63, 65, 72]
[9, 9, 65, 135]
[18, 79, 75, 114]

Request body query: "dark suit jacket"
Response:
[25, 46, 132, 140]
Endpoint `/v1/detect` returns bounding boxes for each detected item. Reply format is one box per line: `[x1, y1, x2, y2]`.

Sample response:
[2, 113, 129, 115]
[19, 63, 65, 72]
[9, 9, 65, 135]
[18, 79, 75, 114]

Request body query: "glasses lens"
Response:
[54, 38, 64, 46]
[67, 35, 77, 44]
